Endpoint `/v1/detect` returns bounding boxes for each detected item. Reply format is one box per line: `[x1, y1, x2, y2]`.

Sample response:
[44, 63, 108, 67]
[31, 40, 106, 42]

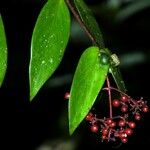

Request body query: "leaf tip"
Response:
[68, 109, 77, 135]
[29, 84, 37, 102]
[69, 129, 73, 136]
[69, 124, 75, 136]
[30, 95, 34, 102]
[29, 88, 38, 102]
[29, 73, 38, 101]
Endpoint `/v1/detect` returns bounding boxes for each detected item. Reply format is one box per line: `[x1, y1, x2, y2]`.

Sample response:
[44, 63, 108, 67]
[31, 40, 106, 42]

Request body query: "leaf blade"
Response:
[29, 0, 70, 100]
[0, 15, 7, 86]
[110, 66, 126, 93]
[69, 46, 109, 135]
[74, 0, 104, 48]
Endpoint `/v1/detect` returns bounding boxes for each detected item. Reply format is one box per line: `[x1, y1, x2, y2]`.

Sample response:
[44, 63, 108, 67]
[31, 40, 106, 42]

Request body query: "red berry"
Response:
[91, 125, 98, 133]
[142, 106, 149, 113]
[102, 128, 108, 135]
[119, 132, 127, 138]
[106, 118, 113, 125]
[64, 92, 70, 99]
[110, 121, 116, 128]
[112, 99, 120, 107]
[85, 113, 93, 121]
[121, 105, 128, 112]
[135, 113, 141, 121]
[125, 128, 133, 136]
[121, 95, 128, 102]
[102, 135, 107, 140]
[120, 132, 127, 138]
[121, 137, 128, 143]
[128, 121, 136, 129]
[119, 120, 126, 127]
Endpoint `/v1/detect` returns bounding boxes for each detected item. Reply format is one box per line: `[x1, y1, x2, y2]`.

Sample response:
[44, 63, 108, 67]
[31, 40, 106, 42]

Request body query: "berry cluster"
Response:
[64, 78, 149, 144]
[112, 95, 149, 117]
[85, 93, 149, 143]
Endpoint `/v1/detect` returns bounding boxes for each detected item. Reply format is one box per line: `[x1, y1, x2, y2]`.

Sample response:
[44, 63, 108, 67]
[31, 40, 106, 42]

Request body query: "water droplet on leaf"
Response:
[42, 60, 45, 64]
[49, 58, 53, 64]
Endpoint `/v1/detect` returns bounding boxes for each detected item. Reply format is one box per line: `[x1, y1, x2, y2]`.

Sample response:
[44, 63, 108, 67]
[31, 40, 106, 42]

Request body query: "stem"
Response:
[103, 86, 137, 105]
[65, 0, 97, 45]
[94, 118, 105, 125]
[103, 87, 129, 98]
[112, 115, 124, 120]
[107, 77, 112, 118]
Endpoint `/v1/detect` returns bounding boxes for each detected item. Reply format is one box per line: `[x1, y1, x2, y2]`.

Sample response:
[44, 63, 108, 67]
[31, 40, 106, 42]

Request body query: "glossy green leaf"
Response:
[29, 0, 70, 100]
[72, 0, 126, 93]
[0, 15, 7, 86]
[74, 0, 104, 48]
[69, 46, 109, 135]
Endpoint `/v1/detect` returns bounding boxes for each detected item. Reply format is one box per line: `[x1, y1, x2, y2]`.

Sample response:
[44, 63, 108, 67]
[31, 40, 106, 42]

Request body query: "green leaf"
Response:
[72, 0, 126, 93]
[0, 15, 7, 86]
[29, 0, 70, 100]
[109, 66, 126, 93]
[74, 0, 104, 48]
[69, 46, 109, 135]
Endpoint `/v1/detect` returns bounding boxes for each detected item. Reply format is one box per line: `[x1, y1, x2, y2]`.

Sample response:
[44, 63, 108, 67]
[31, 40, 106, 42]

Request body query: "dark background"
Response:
[0, 0, 150, 149]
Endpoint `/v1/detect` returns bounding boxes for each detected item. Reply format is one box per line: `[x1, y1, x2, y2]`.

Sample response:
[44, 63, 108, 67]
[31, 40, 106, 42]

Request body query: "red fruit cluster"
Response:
[87, 114, 137, 143]
[85, 95, 149, 143]
[112, 96, 149, 119]
[65, 79, 149, 144]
